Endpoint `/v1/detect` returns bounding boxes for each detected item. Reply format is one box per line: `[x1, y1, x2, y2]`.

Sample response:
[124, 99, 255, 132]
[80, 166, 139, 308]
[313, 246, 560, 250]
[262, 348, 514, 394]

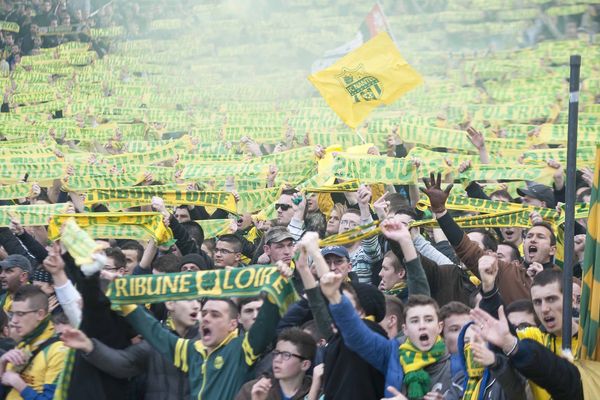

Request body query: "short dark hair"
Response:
[530, 222, 557, 246]
[506, 299, 535, 315]
[51, 312, 70, 326]
[404, 295, 439, 322]
[385, 295, 404, 332]
[466, 228, 498, 252]
[392, 207, 417, 221]
[13, 285, 48, 312]
[181, 221, 204, 247]
[490, 189, 512, 202]
[217, 234, 243, 252]
[281, 188, 299, 196]
[387, 194, 411, 214]
[383, 250, 404, 273]
[151, 254, 180, 274]
[278, 327, 317, 361]
[237, 296, 261, 312]
[439, 301, 471, 322]
[203, 298, 239, 319]
[498, 241, 522, 262]
[120, 241, 143, 262]
[300, 319, 326, 341]
[105, 247, 127, 270]
[532, 269, 563, 292]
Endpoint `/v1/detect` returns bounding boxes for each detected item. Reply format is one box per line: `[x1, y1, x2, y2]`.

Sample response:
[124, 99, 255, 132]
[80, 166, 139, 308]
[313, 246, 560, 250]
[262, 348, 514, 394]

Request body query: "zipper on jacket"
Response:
[198, 360, 207, 400]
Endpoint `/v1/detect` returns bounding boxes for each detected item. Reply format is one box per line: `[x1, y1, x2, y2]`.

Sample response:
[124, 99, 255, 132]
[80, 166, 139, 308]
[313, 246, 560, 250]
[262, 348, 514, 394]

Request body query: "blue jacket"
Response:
[329, 296, 403, 397]
[329, 295, 454, 398]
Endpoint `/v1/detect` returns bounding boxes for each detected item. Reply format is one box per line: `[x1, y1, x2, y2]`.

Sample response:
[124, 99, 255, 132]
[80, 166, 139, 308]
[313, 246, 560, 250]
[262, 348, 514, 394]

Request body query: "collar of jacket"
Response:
[522, 260, 555, 270]
[194, 328, 238, 357]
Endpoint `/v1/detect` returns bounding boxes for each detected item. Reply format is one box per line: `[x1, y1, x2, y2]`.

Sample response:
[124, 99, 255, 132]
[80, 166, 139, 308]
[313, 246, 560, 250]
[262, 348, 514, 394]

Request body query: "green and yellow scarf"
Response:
[385, 281, 407, 298]
[399, 336, 446, 399]
[462, 343, 485, 399]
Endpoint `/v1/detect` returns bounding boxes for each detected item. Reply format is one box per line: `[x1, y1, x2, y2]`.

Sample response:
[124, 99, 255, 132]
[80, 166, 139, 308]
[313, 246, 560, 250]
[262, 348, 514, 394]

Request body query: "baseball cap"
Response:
[0, 254, 32, 274]
[321, 245, 350, 259]
[517, 183, 555, 208]
[265, 227, 294, 244]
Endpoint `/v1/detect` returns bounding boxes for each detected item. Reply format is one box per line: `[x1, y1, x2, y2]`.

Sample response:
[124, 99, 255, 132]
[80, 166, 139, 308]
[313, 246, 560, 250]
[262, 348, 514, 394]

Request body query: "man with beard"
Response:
[0, 255, 31, 313]
[421, 173, 558, 304]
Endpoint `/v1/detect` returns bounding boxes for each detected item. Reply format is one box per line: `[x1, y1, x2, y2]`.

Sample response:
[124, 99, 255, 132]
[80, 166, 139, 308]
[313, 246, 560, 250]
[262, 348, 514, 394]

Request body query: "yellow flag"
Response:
[308, 32, 423, 128]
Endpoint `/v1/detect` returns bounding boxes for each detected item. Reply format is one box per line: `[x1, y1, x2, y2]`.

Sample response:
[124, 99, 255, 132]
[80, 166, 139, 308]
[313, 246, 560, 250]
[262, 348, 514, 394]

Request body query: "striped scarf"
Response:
[399, 336, 446, 400]
[458, 322, 490, 400]
[385, 281, 407, 298]
[461, 343, 487, 400]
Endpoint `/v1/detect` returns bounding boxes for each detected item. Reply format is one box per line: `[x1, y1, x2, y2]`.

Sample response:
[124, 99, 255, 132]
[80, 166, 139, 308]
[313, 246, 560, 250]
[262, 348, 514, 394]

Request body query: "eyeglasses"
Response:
[339, 220, 358, 229]
[214, 247, 235, 255]
[8, 310, 39, 319]
[275, 203, 292, 211]
[272, 350, 306, 361]
[325, 258, 348, 266]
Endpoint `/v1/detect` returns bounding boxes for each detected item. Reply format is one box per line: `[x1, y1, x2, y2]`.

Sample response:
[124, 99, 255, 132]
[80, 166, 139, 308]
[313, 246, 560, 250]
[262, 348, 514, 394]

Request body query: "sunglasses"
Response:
[275, 203, 292, 211]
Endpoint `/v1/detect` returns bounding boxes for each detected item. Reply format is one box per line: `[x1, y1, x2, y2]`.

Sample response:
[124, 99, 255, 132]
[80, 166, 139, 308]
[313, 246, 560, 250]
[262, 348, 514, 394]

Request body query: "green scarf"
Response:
[385, 281, 407, 297]
[105, 265, 298, 315]
[17, 315, 53, 349]
[399, 336, 446, 400]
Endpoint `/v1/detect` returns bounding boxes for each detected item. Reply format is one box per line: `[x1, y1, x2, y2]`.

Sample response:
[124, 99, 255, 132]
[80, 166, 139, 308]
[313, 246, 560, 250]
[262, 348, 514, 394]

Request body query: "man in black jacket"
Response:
[61, 299, 201, 400]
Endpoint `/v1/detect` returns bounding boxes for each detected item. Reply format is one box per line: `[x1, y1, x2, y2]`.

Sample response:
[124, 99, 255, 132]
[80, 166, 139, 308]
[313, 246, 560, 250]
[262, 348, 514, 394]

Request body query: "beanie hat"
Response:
[178, 253, 210, 271]
[351, 282, 386, 323]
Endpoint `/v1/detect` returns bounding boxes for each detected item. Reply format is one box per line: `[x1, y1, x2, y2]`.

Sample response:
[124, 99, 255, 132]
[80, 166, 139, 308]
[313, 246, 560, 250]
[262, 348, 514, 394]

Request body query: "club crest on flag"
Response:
[336, 65, 383, 103]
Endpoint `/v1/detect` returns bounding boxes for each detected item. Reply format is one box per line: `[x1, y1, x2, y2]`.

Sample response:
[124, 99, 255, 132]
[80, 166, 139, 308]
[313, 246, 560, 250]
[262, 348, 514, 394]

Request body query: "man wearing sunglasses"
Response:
[235, 327, 316, 400]
[274, 190, 297, 227]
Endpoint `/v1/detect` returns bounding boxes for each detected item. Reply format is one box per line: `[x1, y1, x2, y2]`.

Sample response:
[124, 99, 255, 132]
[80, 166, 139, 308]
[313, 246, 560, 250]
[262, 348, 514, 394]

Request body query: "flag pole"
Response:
[562, 54, 581, 351]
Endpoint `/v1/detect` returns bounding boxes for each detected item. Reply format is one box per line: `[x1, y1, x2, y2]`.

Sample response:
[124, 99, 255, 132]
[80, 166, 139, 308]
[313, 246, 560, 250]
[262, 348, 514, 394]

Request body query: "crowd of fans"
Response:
[0, 1, 596, 400]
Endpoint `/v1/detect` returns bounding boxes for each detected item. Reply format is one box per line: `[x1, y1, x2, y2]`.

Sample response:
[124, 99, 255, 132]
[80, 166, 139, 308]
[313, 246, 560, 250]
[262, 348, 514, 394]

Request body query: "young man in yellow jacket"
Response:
[0, 285, 66, 400]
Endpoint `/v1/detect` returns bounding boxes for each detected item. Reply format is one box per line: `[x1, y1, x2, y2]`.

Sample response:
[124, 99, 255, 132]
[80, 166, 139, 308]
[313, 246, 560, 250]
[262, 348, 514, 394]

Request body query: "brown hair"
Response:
[404, 295, 439, 322]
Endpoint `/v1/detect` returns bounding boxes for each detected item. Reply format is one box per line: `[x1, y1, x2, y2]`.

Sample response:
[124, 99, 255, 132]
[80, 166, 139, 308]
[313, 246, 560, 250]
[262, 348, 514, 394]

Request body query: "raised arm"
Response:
[321, 271, 394, 375]
[382, 216, 430, 297]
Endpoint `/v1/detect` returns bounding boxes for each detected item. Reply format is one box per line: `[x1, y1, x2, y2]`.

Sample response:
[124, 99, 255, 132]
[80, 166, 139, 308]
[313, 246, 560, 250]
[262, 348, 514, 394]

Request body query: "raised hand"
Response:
[319, 271, 344, 304]
[291, 192, 306, 215]
[380, 215, 412, 245]
[526, 262, 543, 278]
[373, 192, 391, 220]
[43, 242, 66, 277]
[466, 126, 486, 150]
[470, 306, 515, 353]
[60, 327, 94, 353]
[356, 185, 372, 207]
[250, 377, 272, 400]
[420, 172, 453, 213]
[296, 231, 320, 255]
[478, 254, 498, 293]
[8, 218, 24, 236]
[276, 260, 294, 279]
[471, 333, 495, 367]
